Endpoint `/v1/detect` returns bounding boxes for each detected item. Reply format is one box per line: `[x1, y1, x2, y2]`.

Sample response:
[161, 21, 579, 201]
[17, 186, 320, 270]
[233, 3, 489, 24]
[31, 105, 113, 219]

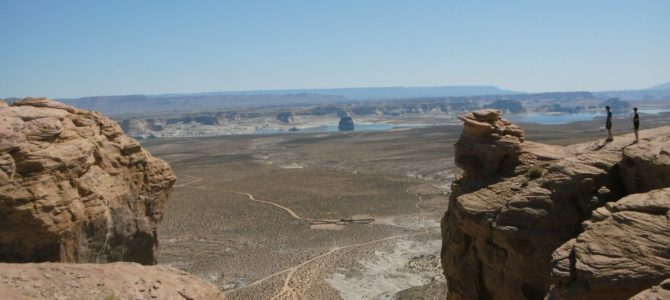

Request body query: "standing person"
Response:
[605, 106, 613, 142]
[633, 107, 640, 143]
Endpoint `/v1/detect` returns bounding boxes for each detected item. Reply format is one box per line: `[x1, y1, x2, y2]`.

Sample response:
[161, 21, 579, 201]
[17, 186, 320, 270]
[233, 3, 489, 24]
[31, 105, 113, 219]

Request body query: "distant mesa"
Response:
[276, 111, 295, 123]
[645, 81, 670, 91]
[483, 99, 526, 114]
[533, 103, 587, 114]
[338, 116, 355, 131]
[600, 97, 631, 111]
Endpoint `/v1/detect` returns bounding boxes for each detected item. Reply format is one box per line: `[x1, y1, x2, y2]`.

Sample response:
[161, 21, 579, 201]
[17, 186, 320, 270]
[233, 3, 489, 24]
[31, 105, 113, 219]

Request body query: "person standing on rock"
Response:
[633, 107, 640, 143]
[605, 106, 613, 142]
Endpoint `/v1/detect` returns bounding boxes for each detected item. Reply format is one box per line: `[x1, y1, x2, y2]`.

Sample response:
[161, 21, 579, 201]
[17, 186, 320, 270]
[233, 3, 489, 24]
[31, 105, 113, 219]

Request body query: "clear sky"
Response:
[1, 0, 669, 98]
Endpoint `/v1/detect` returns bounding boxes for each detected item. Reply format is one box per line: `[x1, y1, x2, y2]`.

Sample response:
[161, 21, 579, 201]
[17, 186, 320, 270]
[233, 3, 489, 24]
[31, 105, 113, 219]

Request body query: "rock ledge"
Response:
[441, 110, 670, 299]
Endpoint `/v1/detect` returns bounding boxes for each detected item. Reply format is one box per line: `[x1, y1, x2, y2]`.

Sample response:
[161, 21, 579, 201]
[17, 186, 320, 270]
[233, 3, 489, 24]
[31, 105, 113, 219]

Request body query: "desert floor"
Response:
[143, 113, 669, 299]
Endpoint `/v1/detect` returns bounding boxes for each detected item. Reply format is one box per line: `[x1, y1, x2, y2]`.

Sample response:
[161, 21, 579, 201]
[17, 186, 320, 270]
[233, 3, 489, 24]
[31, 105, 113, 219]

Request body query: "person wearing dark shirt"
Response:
[633, 107, 640, 143]
[605, 106, 613, 142]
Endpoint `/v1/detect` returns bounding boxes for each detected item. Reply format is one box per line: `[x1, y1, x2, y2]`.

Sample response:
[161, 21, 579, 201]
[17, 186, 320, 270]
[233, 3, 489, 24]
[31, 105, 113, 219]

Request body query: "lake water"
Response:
[255, 124, 399, 134]
[255, 109, 670, 134]
[504, 109, 669, 125]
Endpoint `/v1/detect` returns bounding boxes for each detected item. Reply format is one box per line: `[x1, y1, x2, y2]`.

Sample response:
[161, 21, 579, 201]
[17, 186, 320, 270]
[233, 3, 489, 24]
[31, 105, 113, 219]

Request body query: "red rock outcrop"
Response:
[441, 110, 670, 299]
[0, 262, 224, 299]
[0, 98, 176, 264]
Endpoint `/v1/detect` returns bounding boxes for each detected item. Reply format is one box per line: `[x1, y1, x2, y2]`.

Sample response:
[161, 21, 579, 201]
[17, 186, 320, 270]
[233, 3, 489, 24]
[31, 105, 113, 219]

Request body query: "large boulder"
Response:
[0, 98, 176, 264]
[441, 111, 670, 299]
[0, 262, 224, 299]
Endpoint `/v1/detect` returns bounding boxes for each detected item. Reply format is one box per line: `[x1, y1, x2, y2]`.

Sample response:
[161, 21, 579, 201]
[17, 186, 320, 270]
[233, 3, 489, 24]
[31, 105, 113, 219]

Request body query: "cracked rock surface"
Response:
[550, 188, 670, 299]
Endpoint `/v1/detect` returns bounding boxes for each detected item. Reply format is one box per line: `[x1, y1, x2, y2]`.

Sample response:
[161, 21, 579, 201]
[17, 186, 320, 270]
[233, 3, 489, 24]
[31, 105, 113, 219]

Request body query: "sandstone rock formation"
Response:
[550, 188, 670, 299]
[0, 262, 224, 299]
[619, 139, 670, 194]
[0, 98, 176, 264]
[441, 110, 670, 299]
[454, 109, 526, 180]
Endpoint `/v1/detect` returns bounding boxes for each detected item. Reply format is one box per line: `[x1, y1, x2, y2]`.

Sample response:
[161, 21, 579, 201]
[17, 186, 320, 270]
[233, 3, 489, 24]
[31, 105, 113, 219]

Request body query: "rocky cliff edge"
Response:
[441, 109, 670, 299]
[1, 98, 176, 264]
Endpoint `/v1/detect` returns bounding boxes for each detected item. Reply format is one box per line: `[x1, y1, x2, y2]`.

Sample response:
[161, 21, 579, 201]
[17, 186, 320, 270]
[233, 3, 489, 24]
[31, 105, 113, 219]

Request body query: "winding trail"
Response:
[267, 229, 437, 300]
[223, 190, 306, 221]
[173, 174, 203, 188]
[222, 190, 374, 226]
[228, 228, 438, 299]
[413, 193, 426, 215]
[223, 187, 440, 299]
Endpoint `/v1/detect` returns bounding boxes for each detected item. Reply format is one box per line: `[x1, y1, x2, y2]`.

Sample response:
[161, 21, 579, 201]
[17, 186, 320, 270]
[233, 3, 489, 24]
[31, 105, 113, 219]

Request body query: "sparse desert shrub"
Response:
[526, 165, 545, 179]
[104, 294, 119, 300]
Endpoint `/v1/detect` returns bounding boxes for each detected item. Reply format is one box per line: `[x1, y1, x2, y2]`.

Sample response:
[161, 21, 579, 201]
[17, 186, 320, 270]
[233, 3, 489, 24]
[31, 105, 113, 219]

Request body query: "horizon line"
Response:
[2, 81, 667, 100]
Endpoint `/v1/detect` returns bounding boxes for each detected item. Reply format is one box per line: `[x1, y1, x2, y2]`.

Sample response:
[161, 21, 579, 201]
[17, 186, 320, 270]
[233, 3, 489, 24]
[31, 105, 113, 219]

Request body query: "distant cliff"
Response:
[484, 99, 526, 114]
[57, 85, 517, 116]
[441, 110, 670, 299]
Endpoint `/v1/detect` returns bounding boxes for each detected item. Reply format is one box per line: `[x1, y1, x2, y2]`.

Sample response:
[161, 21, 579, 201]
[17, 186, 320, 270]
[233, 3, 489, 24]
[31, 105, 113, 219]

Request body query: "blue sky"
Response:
[1, 0, 669, 98]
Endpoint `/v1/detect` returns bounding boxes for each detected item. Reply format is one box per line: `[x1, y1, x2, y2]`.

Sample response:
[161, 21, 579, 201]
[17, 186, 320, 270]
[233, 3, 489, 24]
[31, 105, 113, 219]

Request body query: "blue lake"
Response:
[255, 124, 398, 134]
[255, 108, 670, 134]
[504, 109, 669, 125]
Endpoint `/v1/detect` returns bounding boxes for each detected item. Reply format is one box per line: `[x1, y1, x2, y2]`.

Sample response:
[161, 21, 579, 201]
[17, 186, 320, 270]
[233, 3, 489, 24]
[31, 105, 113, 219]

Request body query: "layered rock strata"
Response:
[0, 98, 176, 264]
[550, 188, 670, 299]
[454, 109, 527, 180]
[441, 109, 670, 299]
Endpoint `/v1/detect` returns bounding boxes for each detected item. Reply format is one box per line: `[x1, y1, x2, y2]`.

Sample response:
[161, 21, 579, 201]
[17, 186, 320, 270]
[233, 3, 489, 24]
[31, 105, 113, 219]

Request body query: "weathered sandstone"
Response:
[454, 109, 526, 180]
[0, 98, 176, 264]
[441, 110, 670, 299]
[550, 188, 670, 299]
[0, 262, 224, 299]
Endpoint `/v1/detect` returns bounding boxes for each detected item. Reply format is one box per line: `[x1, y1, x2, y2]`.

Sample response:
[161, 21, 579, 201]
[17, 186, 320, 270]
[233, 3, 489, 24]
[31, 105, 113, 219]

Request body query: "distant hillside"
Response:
[645, 81, 670, 91]
[59, 93, 345, 116]
[57, 85, 520, 116]
[484, 99, 526, 113]
[184, 85, 521, 100]
[595, 81, 670, 100]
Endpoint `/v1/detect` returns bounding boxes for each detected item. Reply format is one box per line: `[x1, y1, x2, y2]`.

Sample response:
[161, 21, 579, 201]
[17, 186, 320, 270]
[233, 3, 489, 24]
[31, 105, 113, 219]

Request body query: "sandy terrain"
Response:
[142, 112, 670, 299]
[143, 127, 457, 299]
